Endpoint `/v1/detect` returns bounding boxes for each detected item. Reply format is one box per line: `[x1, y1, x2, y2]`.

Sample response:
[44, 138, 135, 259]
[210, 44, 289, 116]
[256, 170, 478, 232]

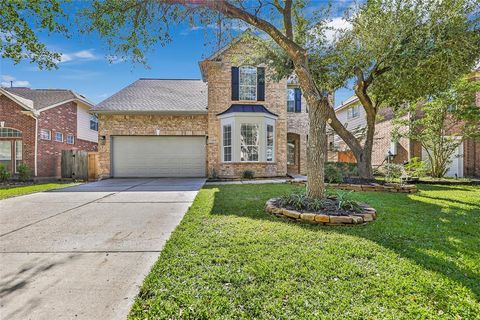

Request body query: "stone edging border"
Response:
[265, 198, 377, 225]
[290, 181, 417, 193]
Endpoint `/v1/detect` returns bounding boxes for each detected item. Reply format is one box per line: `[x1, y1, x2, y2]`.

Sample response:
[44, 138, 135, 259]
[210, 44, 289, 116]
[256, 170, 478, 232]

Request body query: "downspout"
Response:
[34, 116, 38, 177]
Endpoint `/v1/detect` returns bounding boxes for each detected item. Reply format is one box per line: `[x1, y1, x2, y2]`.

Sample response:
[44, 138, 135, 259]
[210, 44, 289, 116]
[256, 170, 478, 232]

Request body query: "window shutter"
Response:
[231, 67, 239, 100]
[294, 88, 302, 112]
[257, 67, 265, 101]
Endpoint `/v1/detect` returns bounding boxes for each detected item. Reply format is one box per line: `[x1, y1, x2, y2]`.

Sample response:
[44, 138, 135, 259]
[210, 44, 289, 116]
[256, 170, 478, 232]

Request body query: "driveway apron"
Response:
[0, 178, 204, 320]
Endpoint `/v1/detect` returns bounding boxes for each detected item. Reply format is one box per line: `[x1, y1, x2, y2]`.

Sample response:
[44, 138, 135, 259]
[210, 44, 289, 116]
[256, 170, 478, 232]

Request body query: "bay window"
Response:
[223, 124, 232, 162]
[240, 124, 259, 161]
[266, 125, 274, 162]
[219, 110, 277, 163]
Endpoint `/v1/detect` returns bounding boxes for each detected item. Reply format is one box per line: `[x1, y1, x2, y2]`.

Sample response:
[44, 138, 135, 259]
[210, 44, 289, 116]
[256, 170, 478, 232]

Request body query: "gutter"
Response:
[90, 110, 208, 115]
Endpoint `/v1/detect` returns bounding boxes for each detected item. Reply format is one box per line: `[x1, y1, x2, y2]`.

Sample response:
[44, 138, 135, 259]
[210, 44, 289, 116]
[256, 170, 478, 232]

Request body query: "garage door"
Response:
[112, 136, 206, 177]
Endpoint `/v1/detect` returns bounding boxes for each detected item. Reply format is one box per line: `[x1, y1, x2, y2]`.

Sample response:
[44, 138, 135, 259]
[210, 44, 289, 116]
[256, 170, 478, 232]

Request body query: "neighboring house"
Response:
[327, 69, 480, 178]
[93, 35, 309, 178]
[0, 87, 98, 178]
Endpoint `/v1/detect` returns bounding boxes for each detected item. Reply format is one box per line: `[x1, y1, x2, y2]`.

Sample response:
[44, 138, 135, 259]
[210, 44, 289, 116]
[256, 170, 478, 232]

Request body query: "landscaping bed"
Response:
[265, 197, 376, 225]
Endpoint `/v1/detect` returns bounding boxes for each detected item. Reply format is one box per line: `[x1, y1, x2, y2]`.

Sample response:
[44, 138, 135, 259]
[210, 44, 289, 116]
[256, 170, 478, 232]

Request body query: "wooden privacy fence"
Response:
[61, 150, 98, 181]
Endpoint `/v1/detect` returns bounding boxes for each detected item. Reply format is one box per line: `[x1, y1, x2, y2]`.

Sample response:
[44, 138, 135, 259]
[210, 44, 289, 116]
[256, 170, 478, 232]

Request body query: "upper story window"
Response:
[40, 129, 51, 140]
[287, 89, 295, 112]
[0, 128, 22, 138]
[66, 134, 75, 145]
[347, 105, 360, 119]
[90, 114, 99, 131]
[55, 132, 63, 142]
[239, 66, 257, 101]
[287, 88, 302, 112]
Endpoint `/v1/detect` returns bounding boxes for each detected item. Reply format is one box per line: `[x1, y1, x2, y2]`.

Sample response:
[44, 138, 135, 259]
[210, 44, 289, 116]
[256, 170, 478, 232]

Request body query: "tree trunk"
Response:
[306, 99, 328, 198]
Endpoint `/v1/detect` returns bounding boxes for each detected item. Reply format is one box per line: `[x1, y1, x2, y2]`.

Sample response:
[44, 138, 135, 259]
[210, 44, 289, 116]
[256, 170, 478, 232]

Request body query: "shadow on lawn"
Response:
[206, 184, 480, 300]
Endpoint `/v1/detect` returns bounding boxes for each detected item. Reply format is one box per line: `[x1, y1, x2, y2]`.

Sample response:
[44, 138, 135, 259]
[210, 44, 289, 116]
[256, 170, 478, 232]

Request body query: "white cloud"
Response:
[60, 49, 99, 63]
[324, 18, 352, 42]
[1, 75, 30, 87]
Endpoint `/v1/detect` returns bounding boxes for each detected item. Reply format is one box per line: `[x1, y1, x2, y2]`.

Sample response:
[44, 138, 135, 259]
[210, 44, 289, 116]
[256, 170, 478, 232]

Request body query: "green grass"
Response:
[129, 184, 480, 319]
[0, 182, 78, 199]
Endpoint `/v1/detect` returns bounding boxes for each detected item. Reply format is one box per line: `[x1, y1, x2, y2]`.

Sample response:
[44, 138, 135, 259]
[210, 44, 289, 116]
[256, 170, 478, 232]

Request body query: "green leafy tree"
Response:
[0, 1, 68, 69]
[80, 0, 479, 198]
[255, 0, 480, 179]
[396, 77, 480, 178]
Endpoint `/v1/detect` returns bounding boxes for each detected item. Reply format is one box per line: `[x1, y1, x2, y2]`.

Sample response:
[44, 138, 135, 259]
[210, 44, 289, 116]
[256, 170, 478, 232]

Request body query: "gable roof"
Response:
[335, 95, 360, 112]
[92, 79, 208, 114]
[0, 88, 35, 112]
[2, 87, 93, 110]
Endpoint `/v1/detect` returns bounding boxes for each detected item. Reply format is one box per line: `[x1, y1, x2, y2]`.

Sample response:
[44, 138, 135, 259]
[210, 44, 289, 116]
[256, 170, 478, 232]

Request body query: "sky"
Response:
[0, 1, 354, 106]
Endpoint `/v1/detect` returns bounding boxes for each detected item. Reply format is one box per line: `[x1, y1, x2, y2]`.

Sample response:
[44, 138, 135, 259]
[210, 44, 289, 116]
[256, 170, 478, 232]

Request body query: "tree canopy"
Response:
[0, 0, 67, 69]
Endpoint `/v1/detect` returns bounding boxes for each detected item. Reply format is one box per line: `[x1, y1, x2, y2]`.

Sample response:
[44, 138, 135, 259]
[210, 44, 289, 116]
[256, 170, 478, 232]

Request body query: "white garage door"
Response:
[112, 136, 206, 177]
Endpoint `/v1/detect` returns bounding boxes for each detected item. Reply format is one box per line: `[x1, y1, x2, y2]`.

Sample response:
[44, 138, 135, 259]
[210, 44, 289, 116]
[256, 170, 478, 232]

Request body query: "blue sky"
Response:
[0, 1, 354, 106]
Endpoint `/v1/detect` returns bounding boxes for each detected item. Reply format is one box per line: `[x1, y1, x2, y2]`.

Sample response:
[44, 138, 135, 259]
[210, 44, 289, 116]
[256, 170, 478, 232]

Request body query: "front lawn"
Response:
[0, 182, 78, 200]
[130, 184, 480, 319]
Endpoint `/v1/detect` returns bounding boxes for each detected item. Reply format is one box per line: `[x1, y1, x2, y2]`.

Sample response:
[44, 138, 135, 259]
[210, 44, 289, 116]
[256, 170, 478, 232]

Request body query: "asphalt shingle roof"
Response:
[93, 79, 208, 113]
[3, 87, 89, 110]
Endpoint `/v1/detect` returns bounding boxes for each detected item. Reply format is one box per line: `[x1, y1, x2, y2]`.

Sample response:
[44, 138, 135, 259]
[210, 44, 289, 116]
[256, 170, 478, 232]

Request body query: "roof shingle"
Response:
[93, 79, 208, 113]
[3, 87, 90, 110]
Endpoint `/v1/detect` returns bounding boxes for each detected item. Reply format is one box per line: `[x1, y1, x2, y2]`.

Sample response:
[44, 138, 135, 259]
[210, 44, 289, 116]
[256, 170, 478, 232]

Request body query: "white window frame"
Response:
[14, 140, 22, 173]
[222, 124, 232, 162]
[240, 123, 260, 162]
[54, 132, 63, 142]
[66, 134, 75, 145]
[239, 66, 257, 101]
[347, 105, 360, 119]
[40, 129, 51, 140]
[90, 114, 99, 131]
[266, 121, 275, 162]
[287, 88, 296, 112]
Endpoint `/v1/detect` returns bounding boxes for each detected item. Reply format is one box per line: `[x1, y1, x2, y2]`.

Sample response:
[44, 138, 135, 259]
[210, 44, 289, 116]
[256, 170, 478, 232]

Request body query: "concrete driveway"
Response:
[0, 178, 205, 320]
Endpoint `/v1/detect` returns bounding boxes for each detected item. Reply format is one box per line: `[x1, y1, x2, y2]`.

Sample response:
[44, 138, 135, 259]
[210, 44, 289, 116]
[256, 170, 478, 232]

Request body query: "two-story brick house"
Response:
[93, 35, 309, 178]
[0, 87, 98, 178]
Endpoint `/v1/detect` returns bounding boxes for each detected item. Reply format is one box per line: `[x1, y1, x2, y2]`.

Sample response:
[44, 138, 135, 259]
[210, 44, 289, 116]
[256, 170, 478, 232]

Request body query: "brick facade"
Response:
[0, 95, 36, 174]
[97, 114, 208, 178]
[0, 95, 97, 178]
[95, 38, 310, 179]
[37, 102, 97, 177]
[286, 98, 308, 175]
[204, 38, 289, 178]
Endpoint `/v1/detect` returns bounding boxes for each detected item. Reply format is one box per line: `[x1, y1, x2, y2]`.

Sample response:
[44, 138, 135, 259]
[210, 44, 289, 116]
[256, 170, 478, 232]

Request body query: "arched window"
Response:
[0, 128, 22, 138]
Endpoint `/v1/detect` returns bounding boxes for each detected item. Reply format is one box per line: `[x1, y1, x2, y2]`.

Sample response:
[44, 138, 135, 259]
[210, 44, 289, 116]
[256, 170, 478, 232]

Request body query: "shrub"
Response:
[324, 163, 344, 183]
[0, 164, 10, 183]
[279, 192, 326, 212]
[404, 157, 428, 178]
[17, 163, 31, 182]
[242, 170, 255, 179]
[335, 190, 362, 212]
[383, 163, 404, 181]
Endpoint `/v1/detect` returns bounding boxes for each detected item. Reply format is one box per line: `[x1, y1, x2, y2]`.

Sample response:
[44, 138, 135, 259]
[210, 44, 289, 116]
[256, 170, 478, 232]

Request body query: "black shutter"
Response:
[231, 67, 239, 100]
[294, 88, 302, 112]
[257, 67, 265, 101]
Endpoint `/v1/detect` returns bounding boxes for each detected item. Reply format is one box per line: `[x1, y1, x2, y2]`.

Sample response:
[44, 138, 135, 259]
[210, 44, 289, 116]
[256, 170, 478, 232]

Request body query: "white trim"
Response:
[66, 134, 75, 145]
[54, 131, 64, 142]
[40, 129, 51, 140]
[0, 89, 37, 115]
[239, 66, 257, 101]
[37, 98, 94, 112]
[34, 118, 38, 176]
